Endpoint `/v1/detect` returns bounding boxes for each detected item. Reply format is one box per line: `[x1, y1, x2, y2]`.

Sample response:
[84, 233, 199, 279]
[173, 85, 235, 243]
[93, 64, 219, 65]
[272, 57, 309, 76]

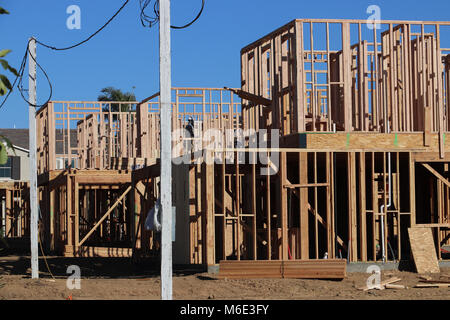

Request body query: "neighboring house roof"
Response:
[0, 129, 29, 150]
[0, 129, 77, 155]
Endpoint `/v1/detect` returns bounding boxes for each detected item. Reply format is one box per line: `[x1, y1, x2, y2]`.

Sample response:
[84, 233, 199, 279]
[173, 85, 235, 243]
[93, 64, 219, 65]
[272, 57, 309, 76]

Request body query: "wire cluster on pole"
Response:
[0, 0, 205, 110]
[18, 39, 53, 108]
[140, 0, 205, 29]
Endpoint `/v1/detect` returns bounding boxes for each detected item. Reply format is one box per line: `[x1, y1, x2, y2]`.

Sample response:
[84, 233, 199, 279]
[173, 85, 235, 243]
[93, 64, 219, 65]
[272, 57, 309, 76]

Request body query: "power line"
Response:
[1, 0, 204, 110]
[170, 0, 205, 30]
[0, 42, 29, 110]
[0, 0, 131, 109]
[140, 0, 159, 28]
[141, 0, 205, 29]
[18, 39, 53, 108]
[36, 0, 131, 51]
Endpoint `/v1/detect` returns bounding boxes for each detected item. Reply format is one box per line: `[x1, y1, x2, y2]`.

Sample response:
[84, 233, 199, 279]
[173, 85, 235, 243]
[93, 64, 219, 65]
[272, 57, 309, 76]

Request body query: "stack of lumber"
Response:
[414, 275, 450, 288]
[218, 260, 346, 280]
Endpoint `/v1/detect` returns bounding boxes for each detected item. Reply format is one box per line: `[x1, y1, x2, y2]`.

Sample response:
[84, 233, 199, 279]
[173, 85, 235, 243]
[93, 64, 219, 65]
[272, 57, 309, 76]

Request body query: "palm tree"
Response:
[98, 87, 136, 113]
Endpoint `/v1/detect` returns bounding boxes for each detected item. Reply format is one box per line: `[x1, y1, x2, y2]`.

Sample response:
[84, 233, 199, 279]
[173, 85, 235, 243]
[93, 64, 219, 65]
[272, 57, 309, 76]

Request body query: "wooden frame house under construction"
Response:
[1, 19, 450, 277]
[223, 18, 450, 268]
[33, 88, 242, 261]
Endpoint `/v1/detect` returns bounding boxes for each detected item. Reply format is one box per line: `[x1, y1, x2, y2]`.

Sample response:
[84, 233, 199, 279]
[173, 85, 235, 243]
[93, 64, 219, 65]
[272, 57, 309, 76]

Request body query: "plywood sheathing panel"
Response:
[408, 227, 440, 274]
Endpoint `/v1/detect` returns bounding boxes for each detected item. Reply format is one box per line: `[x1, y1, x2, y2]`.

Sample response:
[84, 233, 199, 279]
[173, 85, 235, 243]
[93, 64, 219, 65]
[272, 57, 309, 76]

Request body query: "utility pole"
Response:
[28, 38, 39, 279]
[159, 0, 172, 300]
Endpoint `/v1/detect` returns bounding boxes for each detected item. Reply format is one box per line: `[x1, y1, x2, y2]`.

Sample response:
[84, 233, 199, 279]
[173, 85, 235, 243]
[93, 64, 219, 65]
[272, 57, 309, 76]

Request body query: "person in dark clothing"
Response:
[185, 116, 194, 138]
[183, 117, 195, 160]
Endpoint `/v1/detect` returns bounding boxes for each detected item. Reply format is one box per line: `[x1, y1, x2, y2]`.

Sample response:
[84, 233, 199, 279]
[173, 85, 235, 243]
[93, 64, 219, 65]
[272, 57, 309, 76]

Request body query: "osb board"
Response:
[305, 133, 444, 151]
[408, 228, 440, 274]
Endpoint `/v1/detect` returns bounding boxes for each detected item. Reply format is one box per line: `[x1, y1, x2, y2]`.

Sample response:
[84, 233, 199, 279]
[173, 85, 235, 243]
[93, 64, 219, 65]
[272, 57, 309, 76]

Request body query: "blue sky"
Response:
[1, 0, 450, 128]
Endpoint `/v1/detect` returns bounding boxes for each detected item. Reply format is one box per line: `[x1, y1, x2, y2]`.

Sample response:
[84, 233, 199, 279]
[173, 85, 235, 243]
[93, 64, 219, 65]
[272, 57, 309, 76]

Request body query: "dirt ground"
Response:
[0, 255, 449, 300]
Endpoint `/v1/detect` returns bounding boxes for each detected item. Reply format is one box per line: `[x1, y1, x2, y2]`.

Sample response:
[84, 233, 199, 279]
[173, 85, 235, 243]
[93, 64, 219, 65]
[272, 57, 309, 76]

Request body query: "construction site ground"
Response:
[0, 255, 449, 300]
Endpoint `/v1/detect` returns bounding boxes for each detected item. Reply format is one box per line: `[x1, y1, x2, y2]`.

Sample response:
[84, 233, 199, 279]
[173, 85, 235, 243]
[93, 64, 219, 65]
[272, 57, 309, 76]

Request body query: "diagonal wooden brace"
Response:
[78, 185, 132, 246]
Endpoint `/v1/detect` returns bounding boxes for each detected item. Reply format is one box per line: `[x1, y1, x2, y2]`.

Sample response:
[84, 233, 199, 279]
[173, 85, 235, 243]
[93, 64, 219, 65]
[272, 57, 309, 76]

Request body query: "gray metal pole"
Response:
[28, 38, 39, 279]
[159, 0, 172, 300]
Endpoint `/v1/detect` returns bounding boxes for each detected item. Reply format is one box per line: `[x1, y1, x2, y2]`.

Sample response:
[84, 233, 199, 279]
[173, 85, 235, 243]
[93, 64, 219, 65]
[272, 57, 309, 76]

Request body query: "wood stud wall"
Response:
[241, 19, 450, 138]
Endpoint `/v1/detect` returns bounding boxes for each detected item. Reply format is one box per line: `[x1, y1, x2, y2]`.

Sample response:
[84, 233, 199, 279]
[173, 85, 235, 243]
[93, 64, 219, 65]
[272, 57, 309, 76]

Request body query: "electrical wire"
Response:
[0, 44, 28, 110]
[1, 0, 203, 110]
[140, 0, 159, 28]
[141, 0, 205, 30]
[18, 39, 53, 109]
[38, 206, 56, 281]
[170, 0, 205, 30]
[38, 230, 56, 281]
[36, 0, 130, 51]
[0, 0, 130, 109]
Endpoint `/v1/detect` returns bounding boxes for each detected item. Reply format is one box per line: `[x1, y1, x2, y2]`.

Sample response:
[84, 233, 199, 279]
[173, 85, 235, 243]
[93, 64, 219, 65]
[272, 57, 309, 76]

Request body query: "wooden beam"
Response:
[421, 163, 450, 189]
[224, 87, 273, 108]
[280, 152, 288, 260]
[348, 152, 358, 262]
[342, 22, 352, 131]
[294, 20, 306, 132]
[410, 153, 416, 226]
[359, 152, 367, 261]
[415, 223, 450, 228]
[299, 152, 309, 259]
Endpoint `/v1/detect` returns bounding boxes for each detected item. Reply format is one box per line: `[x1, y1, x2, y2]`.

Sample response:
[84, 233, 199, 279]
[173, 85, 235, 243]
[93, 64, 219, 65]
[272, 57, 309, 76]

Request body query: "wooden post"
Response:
[294, 21, 305, 132]
[299, 152, 309, 259]
[424, 106, 431, 147]
[280, 152, 288, 261]
[5, 190, 11, 238]
[74, 179, 79, 246]
[50, 188, 55, 251]
[327, 152, 334, 258]
[359, 152, 367, 261]
[435, 25, 445, 159]
[67, 175, 73, 247]
[137, 103, 149, 159]
[204, 161, 215, 266]
[410, 153, 416, 226]
[348, 152, 357, 262]
[118, 114, 125, 159]
[47, 102, 56, 171]
[342, 23, 352, 132]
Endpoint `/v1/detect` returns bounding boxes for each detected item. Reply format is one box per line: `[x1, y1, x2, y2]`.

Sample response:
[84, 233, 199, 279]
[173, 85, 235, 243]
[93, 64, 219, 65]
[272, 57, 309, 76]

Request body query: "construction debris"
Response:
[419, 275, 433, 281]
[358, 277, 402, 291]
[414, 283, 450, 288]
[385, 284, 407, 290]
